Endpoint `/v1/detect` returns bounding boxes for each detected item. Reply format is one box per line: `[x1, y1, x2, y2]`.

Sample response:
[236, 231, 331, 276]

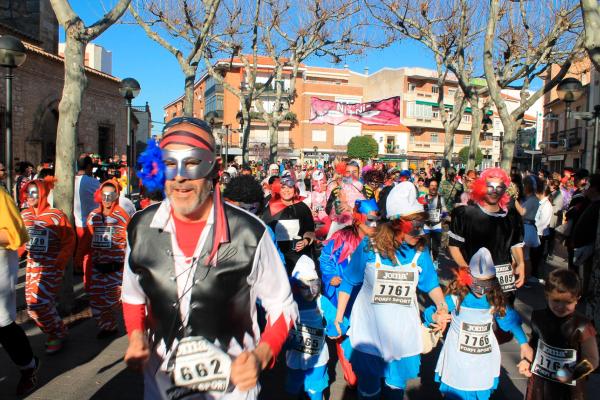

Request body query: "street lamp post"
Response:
[119, 77, 141, 197]
[0, 35, 27, 195]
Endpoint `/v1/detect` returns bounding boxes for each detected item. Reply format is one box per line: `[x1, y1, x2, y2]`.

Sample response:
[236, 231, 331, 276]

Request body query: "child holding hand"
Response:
[518, 269, 598, 400]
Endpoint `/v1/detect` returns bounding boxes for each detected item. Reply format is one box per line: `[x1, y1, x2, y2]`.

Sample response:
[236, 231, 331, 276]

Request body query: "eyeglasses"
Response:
[486, 182, 507, 195]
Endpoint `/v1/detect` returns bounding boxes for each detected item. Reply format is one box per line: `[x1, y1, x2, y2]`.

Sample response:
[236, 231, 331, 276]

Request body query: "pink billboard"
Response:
[309, 96, 401, 126]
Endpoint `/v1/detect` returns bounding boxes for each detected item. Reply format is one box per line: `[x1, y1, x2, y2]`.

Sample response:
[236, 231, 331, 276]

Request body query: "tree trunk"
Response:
[443, 126, 455, 168]
[54, 33, 87, 313]
[582, 0, 600, 71]
[467, 99, 482, 170]
[269, 124, 278, 164]
[183, 68, 196, 117]
[500, 123, 517, 171]
[240, 108, 251, 164]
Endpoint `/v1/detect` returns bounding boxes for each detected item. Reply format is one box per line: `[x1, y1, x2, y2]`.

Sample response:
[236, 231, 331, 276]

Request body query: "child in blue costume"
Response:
[285, 255, 346, 400]
[320, 199, 379, 387]
[333, 182, 449, 400]
[424, 247, 530, 400]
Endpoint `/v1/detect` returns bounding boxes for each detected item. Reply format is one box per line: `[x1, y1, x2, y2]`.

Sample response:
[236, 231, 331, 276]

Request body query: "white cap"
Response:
[386, 181, 423, 219]
[468, 248, 496, 279]
[269, 163, 279, 173]
[291, 255, 318, 282]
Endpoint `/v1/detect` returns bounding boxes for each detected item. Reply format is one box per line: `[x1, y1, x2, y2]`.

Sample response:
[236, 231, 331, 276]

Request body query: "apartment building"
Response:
[542, 59, 592, 172]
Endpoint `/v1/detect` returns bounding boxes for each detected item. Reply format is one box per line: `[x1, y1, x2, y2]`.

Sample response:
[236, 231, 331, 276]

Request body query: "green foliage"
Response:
[347, 136, 379, 161]
[458, 146, 483, 166]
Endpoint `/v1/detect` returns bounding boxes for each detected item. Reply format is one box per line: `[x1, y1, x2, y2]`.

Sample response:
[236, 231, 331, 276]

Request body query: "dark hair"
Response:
[223, 175, 264, 204]
[15, 161, 33, 174]
[37, 168, 54, 179]
[363, 169, 384, 185]
[545, 269, 581, 298]
[77, 156, 93, 171]
[142, 189, 164, 202]
[588, 174, 600, 192]
[268, 175, 279, 185]
[446, 269, 507, 317]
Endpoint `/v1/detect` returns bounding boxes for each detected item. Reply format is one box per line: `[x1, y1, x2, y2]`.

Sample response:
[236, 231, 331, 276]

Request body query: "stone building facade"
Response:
[0, 0, 129, 169]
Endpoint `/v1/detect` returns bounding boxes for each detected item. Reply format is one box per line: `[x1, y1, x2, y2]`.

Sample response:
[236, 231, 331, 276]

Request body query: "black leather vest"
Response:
[127, 202, 266, 349]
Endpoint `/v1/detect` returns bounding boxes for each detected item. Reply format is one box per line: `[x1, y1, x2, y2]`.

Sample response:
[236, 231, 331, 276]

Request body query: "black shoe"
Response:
[16, 356, 40, 396]
[96, 328, 119, 340]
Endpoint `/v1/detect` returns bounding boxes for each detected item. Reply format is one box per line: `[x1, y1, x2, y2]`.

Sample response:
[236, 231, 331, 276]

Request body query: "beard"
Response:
[168, 180, 213, 217]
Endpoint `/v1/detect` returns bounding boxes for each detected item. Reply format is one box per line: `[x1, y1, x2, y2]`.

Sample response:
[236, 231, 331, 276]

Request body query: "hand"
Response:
[330, 319, 343, 339]
[432, 309, 451, 332]
[124, 330, 150, 372]
[514, 262, 525, 288]
[517, 359, 533, 377]
[230, 351, 261, 391]
[329, 276, 342, 287]
[295, 238, 308, 252]
[520, 343, 534, 363]
[517, 343, 534, 377]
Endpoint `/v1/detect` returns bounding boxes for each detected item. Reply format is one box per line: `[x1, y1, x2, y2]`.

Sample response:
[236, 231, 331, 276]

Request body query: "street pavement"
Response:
[1, 247, 599, 399]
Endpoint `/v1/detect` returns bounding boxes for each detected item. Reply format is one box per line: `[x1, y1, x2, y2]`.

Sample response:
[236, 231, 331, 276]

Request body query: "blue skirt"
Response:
[342, 339, 420, 389]
[435, 373, 499, 400]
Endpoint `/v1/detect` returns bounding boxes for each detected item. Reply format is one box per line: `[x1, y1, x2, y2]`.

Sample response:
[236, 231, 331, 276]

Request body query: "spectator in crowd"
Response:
[572, 174, 600, 297]
[424, 179, 447, 265]
[530, 178, 552, 283]
[439, 167, 463, 214]
[0, 162, 7, 191]
[73, 156, 100, 274]
[514, 175, 541, 285]
[546, 178, 564, 260]
[565, 169, 590, 270]
[13, 161, 34, 209]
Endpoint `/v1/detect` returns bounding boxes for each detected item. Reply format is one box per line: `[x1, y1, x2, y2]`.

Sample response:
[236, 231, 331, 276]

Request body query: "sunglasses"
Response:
[26, 188, 39, 199]
[486, 182, 507, 195]
[280, 177, 296, 188]
[365, 215, 379, 228]
[102, 191, 118, 202]
[406, 220, 425, 237]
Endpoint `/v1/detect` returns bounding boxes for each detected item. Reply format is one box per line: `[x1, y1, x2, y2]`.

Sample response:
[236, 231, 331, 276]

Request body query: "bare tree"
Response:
[129, 0, 222, 117]
[49, 0, 131, 310]
[205, 0, 374, 163]
[483, 0, 582, 171]
[51, 0, 131, 218]
[366, 0, 486, 168]
[581, 0, 600, 71]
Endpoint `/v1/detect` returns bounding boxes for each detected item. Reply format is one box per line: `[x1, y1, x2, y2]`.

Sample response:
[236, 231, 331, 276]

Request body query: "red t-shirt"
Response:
[172, 212, 206, 257]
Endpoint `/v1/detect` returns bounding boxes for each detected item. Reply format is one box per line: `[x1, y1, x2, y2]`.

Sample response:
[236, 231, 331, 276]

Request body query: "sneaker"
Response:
[16, 356, 39, 396]
[45, 338, 63, 355]
[96, 328, 119, 340]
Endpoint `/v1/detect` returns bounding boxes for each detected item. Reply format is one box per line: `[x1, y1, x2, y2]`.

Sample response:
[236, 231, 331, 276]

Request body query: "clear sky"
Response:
[68, 1, 438, 134]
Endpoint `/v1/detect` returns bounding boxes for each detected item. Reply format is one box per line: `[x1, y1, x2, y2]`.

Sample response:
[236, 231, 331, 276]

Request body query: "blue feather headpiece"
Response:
[136, 138, 165, 192]
[355, 198, 379, 215]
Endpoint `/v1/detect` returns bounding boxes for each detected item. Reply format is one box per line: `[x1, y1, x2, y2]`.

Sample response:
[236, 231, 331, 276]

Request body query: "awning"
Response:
[416, 100, 439, 107]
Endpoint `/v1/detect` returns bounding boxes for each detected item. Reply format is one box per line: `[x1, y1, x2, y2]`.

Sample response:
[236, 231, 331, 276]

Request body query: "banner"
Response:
[310, 96, 400, 126]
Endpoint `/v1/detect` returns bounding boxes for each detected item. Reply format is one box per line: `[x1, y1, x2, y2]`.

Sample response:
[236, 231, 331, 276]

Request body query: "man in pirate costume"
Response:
[122, 118, 297, 399]
[448, 168, 526, 293]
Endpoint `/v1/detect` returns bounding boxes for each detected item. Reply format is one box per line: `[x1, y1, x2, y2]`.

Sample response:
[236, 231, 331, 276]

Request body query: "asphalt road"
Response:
[1, 248, 598, 399]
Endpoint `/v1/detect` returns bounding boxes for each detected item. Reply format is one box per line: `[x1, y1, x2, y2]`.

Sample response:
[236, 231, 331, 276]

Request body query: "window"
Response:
[410, 135, 415, 144]
[431, 85, 439, 94]
[463, 135, 470, 145]
[430, 133, 439, 143]
[432, 108, 440, 119]
[406, 102, 433, 119]
[312, 130, 326, 142]
[462, 114, 472, 123]
[408, 83, 417, 92]
[334, 125, 361, 146]
[205, 95, 223, 114]
[448, 88, 457, 98]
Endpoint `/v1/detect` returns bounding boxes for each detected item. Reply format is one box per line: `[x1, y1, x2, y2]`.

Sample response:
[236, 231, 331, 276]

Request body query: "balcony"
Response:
[204, 83, 223, 98]
[549, 127, 583, 148]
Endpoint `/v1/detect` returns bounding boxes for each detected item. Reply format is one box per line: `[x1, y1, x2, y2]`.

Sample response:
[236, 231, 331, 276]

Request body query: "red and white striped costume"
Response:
[21, 178, 75, 340]
[86, 180, 130, 331]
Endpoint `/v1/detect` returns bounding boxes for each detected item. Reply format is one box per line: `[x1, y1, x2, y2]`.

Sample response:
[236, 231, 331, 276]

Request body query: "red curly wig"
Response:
[470, 167, 511, 210]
